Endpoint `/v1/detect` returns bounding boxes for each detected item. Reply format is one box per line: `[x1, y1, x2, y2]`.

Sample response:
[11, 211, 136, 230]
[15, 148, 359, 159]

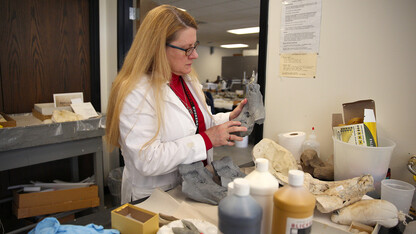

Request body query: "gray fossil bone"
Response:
[178, 162, 227, 205]
[234, 82, 265, 137]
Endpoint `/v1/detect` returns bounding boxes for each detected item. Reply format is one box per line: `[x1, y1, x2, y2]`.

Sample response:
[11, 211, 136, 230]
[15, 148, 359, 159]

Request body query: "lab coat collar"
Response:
[163, 74, 196, 124]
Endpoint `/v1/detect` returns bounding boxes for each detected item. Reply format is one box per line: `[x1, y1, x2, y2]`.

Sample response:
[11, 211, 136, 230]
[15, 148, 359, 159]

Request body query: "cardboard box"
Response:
[332, 99, 377, 146]
[34, 103, 72, 115]
[13, 185, 99, 219]
[0, 112, 16, 127]
[333, 123, 368, 145]
[111, 203, 159, 234]
[32, 108, 52, 121]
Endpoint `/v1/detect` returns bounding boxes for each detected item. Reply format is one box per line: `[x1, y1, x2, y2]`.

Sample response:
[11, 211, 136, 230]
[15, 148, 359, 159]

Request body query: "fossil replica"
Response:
[331, 199, 407, 228]
[211, 156, 246, 187]
[253, 138, 375, 213]
[234, 81, 265, 137]
[178, 162, 227, 205]
[178, 157, 246, 205]
[172, 220, 201, 234]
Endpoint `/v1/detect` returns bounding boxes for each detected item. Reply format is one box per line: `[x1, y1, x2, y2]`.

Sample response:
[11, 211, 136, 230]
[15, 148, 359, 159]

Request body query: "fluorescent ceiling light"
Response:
[178, 7, 186, 11]
[227, 27, 259, 35]
[220, 44, 249, 48]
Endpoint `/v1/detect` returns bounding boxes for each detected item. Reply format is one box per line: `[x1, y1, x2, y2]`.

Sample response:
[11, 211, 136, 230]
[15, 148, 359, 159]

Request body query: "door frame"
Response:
[90, 0, 101, 112]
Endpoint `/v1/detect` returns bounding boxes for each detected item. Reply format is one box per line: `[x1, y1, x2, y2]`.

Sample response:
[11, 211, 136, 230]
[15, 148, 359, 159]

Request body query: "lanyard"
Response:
[170, 77, 199, 134]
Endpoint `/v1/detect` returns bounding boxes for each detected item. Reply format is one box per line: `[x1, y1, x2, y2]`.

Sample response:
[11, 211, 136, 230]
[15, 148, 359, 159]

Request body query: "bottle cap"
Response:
[227, 181, 234, 196]
[233, 178, 250, 196]
[255, 158, 268, 172]
[288, 170, 304, 187]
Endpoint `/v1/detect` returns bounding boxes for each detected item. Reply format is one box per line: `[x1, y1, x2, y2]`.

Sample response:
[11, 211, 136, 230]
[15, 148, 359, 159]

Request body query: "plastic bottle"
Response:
[245, 158, 280, 234]
[272, 170, 316, 234]
[250, 70, 257, 83]
[218, 178, 263, 234]
[227, 181, 234, 196]
[302, 127, 320, 157]
[242, 71, 247, 84]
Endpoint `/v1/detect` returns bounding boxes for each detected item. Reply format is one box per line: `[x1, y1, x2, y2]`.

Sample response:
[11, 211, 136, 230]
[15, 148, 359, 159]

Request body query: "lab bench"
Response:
[0, 113, 106, 208]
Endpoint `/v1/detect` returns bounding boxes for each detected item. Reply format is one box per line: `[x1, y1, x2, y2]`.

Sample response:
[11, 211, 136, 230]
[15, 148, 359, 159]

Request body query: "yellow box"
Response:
[111, 203, 159, 234]
[0, 112, 16, 127]
[332, 99, 377, 147]
[333, 123, 367, 145]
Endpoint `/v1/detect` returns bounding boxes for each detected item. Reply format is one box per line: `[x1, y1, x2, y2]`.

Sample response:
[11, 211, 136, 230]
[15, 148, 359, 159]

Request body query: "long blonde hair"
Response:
[105, 5, 204, 151]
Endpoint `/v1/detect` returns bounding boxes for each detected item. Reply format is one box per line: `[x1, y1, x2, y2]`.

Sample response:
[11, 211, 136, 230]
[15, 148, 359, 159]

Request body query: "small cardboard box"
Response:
[32, 108, 52, 121]
[34, 103, 72, 115]
[0, 112, 16, 127]
[111, 203, 159, 234]
[332, 99, 377, 146]
[13, 185, 99, 219]
[333, 123, 368, 145]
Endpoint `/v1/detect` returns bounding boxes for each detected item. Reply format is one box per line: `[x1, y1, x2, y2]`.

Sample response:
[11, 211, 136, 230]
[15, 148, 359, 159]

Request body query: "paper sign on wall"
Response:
[279, 0, 321, 79]
[279, 53, 317, 78]
[280, 0, 322, 54]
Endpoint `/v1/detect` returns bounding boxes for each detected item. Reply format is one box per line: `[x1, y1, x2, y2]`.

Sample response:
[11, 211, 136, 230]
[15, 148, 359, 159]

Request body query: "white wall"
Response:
[243, 44, 259, 56]
[264, 0, 416, 184]
[193, 45, 241, 83]
[99, 0, 119, 181]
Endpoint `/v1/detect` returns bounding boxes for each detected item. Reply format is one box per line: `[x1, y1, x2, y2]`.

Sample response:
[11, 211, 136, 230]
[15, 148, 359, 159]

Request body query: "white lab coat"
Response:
[119, 74, 230, 204]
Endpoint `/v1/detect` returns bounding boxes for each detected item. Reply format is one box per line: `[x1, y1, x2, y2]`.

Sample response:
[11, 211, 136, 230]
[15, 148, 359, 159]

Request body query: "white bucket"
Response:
[235, 136, 249, 148]
[333, 136, 396, 198]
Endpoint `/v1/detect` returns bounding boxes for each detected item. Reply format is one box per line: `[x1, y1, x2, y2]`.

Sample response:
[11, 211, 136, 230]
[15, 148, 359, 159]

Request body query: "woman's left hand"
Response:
[229, 98, 247, 120]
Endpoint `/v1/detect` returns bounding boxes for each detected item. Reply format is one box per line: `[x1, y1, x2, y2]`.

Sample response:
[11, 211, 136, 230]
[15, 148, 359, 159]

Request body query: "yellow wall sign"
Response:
[279, 53, 318, 78]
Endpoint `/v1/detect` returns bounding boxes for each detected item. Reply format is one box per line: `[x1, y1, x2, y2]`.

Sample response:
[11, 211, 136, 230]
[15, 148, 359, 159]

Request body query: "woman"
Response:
[105, 5, 247, 204]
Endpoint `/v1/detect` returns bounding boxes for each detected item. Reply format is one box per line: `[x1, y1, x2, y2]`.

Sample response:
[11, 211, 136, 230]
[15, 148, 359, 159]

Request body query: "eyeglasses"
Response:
[166, 41, 199, 56]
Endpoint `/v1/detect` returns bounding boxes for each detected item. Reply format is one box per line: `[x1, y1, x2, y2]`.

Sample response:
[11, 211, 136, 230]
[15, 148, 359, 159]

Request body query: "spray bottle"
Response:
[302, 127, 320, 157]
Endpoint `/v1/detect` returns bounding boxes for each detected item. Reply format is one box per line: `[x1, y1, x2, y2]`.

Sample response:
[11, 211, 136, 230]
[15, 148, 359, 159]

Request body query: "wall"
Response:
[264, 0, 416, 184]
[193, 45, 241, 83]
[99, 0, 119, 180]
[221, 56, 258, 81]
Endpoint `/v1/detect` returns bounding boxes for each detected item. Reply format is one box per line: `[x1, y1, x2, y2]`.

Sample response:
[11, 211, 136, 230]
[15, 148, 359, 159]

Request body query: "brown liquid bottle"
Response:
[272, 170, 316, 234]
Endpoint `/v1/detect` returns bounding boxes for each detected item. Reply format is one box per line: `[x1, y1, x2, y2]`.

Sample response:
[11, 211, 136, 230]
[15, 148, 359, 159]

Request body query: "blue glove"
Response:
[29, 217, 120, 234]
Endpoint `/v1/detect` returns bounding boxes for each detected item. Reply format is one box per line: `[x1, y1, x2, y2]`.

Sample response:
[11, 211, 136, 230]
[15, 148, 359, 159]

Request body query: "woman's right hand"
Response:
[204, 121, 247, 147]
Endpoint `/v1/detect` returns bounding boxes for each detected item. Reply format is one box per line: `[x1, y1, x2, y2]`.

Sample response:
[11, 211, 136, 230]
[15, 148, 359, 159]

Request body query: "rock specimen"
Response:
[252, 138, 298, 177]
[300, 149, 334, 181]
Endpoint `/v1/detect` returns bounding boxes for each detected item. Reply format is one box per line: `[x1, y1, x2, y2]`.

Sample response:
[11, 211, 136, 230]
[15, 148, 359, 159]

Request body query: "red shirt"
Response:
[169, 74, 213, 155]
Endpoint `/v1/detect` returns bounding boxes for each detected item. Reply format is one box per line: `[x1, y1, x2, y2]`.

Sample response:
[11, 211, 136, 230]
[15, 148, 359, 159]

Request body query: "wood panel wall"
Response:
[0, 0, 95, 226]
[0, 0, 91, 114]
